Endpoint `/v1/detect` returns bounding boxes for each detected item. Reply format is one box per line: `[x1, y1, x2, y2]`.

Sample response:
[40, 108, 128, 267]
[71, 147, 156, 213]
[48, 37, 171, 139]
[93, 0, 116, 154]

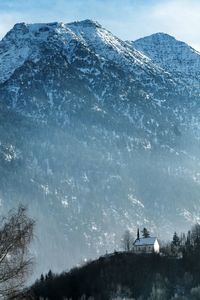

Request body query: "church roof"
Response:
[133, 237, 157, 246]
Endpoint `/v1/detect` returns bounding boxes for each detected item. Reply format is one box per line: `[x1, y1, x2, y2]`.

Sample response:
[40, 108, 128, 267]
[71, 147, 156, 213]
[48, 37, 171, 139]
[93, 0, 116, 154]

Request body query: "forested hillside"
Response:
[29, 224, 200, 300]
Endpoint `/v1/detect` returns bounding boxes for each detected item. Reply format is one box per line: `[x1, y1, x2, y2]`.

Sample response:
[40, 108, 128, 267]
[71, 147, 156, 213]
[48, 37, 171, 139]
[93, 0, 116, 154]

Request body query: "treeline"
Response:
[29, 224, 200, 300]
[161, 224, 200, 263]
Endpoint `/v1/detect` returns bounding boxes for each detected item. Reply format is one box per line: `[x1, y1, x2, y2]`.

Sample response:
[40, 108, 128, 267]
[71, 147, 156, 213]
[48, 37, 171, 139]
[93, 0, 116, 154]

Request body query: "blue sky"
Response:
[0, 0, 200, 50]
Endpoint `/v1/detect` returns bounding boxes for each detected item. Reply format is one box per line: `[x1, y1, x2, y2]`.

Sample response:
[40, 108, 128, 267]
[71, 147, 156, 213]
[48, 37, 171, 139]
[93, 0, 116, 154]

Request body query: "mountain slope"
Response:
[0, 21, 200, 276]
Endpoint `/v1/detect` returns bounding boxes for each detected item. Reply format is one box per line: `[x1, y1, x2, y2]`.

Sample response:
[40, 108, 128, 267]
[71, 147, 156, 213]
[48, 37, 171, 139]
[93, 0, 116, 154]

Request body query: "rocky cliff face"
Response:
[0, 20, 200, 276]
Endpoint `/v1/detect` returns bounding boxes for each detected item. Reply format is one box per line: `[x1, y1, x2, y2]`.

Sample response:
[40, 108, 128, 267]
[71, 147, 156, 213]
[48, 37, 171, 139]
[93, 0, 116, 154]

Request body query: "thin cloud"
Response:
[0, 0, 200, 50]
[0, 13, 21, 39]
[147, 0, 200, 50]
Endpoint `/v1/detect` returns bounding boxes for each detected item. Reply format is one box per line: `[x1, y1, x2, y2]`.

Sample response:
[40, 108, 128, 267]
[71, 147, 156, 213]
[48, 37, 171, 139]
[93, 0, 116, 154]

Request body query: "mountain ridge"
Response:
[0, 20, 200, 277]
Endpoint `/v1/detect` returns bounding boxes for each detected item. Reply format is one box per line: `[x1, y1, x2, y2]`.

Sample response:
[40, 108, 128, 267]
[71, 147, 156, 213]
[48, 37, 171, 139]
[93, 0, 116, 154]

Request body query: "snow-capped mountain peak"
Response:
[67, 19, 152, 67]
[131, 32, 200, 91]
[0, 21, 80, 84]
[0, 20, 176, 98]
[67, 19, 102, 29]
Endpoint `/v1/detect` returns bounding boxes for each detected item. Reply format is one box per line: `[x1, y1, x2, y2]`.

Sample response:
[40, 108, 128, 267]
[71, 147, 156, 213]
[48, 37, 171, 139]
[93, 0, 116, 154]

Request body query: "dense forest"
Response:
[28, 224, 200, 300]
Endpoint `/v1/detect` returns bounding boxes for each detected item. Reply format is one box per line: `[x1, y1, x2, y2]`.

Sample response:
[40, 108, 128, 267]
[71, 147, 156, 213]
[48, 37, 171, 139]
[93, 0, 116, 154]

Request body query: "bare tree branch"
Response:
[0, 205, 35, 299]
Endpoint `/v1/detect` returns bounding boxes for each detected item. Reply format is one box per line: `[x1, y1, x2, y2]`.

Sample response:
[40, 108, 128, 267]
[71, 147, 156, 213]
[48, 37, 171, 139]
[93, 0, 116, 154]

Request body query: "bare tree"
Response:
[0, 205, 35, 299]
[121, 230, 133, 252]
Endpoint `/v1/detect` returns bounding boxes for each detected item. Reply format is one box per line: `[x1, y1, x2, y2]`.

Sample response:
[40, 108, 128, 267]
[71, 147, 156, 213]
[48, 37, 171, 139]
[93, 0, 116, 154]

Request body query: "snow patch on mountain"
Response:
[67, 20, 168, 77]
[0, 22, 77, 83]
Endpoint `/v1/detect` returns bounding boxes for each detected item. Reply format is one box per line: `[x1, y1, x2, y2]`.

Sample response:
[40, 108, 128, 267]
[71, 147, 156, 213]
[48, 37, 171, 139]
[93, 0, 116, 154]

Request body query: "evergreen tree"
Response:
[40, 274, 44, 282]
[171, 232, 180, 256]
[185, 230, 192, 254]
[142, 227, 150, 238]
[172, 232, 180, 247]
[45, 270, 54, 281]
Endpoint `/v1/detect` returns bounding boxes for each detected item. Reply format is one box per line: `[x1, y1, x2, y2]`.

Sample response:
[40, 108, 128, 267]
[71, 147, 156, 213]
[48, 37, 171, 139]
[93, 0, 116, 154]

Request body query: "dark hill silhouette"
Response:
[29, 225, 200, 299]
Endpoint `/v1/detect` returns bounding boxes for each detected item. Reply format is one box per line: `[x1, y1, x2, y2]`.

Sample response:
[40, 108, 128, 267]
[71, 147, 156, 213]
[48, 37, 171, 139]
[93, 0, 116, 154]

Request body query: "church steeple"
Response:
[137, 228, 140, 240]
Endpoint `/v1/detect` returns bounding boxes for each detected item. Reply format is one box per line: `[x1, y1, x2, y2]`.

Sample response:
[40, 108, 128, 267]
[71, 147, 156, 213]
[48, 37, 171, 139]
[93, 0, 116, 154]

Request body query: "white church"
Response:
[133, 229, 160, 254]
[133, 237, 160, 254]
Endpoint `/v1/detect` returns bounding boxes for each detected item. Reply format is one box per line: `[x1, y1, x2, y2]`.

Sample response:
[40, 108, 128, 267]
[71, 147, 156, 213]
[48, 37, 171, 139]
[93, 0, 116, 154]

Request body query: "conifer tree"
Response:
[171, 232, 181, 256]
[172, 232, 180, 247]
[141, 227, 150, 238]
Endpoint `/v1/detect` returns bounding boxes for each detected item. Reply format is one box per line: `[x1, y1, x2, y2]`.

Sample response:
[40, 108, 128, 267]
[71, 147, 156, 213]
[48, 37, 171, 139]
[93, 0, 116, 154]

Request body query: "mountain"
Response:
[130, 33, 200, 93]
[0, 20, 200, 277]
[0, 21, 181, 121]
